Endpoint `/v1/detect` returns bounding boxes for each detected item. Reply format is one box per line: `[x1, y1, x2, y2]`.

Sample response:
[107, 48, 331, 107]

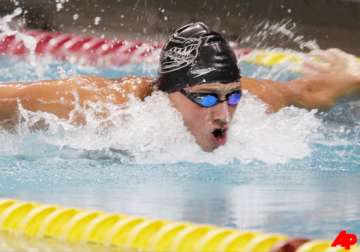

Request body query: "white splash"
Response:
[240, 19, 319, 51]
[0, 8, 42, 75]
[7, 89, 322, 165]
[224, 93, 321, 164]
[0, 7, 23, 36]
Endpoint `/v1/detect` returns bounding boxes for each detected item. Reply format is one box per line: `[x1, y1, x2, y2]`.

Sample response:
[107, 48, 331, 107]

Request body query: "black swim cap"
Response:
[156, 22, 241, 93]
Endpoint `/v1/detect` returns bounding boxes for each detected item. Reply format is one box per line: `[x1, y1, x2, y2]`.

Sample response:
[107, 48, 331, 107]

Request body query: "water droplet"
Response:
[56, 3, 63, 12]
[94, 17, 101, 25]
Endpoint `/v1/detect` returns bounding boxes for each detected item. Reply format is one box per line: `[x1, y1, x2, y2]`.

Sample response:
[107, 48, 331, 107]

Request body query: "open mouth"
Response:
[211, 128, 227, 145]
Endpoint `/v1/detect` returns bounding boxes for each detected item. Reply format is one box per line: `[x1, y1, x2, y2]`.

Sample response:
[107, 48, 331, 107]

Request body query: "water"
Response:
[0, 54, 359, 240]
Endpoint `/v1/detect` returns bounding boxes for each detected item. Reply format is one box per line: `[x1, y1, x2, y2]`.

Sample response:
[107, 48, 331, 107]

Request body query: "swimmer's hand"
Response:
[288, 48, 360, 110]
[301, 48, 360, 78]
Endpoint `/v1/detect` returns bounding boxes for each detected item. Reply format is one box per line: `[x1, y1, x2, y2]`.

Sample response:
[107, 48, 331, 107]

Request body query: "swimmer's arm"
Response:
[286, 73, 360, 110]
[243, 48, 360, 112]
[0, 79, 89, 124]
[242, 74, 360, 112]
[0, 85, 20, 121]
[0, 76, 153, 124]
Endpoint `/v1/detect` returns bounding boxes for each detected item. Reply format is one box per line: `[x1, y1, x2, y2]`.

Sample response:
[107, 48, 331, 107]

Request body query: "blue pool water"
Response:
[0, 54, 359, 239]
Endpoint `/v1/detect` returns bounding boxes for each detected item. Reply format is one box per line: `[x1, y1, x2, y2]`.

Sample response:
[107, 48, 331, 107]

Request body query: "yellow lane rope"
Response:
[242, 49, 360, 69]
[242, 50, 304, 67]
[0, 199, 359, 251]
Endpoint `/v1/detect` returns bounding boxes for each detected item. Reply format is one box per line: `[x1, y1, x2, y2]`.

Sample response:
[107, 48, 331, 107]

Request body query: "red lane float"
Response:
[0, 30, 252, 66]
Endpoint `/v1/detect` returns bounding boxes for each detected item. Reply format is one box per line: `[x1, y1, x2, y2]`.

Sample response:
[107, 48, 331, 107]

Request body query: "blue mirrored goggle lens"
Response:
[198, 95, 218, 107]
[227, 91, 241, 106]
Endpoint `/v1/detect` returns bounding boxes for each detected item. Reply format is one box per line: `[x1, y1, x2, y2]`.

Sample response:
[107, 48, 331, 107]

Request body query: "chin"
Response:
[193, 133, 221, 152]
[200, 142, 219, 152]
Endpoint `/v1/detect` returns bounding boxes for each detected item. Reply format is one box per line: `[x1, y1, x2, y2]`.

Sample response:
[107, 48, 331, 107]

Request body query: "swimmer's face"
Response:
[168, 82, 241, 152]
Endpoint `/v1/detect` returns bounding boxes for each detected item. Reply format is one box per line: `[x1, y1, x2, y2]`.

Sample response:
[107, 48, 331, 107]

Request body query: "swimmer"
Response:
[0, 22, 359, 151]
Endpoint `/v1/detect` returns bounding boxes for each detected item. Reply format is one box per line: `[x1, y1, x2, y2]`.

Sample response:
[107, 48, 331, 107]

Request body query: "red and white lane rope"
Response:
[0, 30, 252, 66]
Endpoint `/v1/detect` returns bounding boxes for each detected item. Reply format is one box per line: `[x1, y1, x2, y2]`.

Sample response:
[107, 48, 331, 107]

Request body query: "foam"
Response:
[1, 89, 321, 165]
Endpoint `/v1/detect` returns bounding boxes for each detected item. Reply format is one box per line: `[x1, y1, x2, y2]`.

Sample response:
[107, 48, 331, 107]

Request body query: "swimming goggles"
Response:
[180, 89, 242, 108]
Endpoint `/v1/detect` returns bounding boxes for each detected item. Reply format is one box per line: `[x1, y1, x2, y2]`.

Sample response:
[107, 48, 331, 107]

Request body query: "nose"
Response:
[211, 101, 230, 126]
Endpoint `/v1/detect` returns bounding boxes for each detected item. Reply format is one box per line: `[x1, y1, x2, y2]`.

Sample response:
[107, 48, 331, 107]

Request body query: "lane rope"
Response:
[1, 199, 359, 251]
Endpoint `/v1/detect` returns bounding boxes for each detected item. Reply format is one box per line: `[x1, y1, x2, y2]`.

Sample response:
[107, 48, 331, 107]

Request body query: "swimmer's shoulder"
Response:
[241, 77, 291, 112]
[241, 76, 275, 94]
[71, 75, 154, 99]
[109, 76, 155, 101]
[65, 75, 154, 103]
